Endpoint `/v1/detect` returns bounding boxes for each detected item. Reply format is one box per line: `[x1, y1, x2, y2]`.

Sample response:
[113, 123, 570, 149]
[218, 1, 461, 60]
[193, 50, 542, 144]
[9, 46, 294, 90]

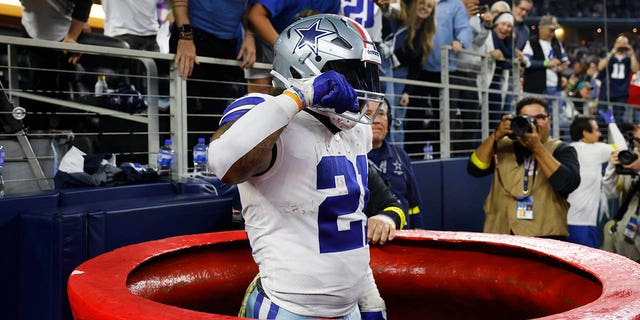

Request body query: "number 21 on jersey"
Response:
[317, 155, 369, 253]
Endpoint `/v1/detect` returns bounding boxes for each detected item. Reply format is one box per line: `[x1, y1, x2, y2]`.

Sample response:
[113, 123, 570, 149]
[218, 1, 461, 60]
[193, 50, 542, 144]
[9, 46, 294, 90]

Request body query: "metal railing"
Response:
[0, 35, 633, 194]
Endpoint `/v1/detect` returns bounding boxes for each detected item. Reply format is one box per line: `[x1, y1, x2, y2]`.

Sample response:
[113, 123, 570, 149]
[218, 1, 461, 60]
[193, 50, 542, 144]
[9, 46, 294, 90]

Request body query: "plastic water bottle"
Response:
[423, 141, 434, 160]
[94, 75, 109, 97]
[0, 145, 5, 197]
[192, 137, 208, 176]
[157, 139, 175, 177]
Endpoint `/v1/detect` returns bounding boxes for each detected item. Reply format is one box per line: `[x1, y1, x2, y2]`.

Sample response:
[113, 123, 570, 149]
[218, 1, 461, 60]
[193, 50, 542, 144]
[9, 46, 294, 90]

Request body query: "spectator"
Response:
[566, 81, 598, 116]
[467, 96, 580, 238]
[340, 0, 392, 91]
[209, 14, 390, 318]
[597, 35, 640, 123]
[19, 0, 92, 131]
[404, 0, 472, 158]
[523, 15, 570, 115]
[463, 0, 511, 56]
[100, 0, 161, 52]
[567, 113, 626, 248]
[512, 0, 533, 51]
[459, 0, 511, 147]
[20, 0, 91, 63]
[169, 0, 255, 152]
[378, 0, 405, 143]
[602, 126, 640, 261]
[586, 58, 601, 101]
[368, 98, 425, 229]
[246, 0, 340, 94]
[389, 0, 436, 145]
[478, 12, 525, 125]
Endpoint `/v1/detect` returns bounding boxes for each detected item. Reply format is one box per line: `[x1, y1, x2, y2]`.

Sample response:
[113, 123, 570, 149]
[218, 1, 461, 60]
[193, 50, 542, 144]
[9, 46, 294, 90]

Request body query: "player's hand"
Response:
[368, 214, 396, 245]
[288, 71, 358, 112]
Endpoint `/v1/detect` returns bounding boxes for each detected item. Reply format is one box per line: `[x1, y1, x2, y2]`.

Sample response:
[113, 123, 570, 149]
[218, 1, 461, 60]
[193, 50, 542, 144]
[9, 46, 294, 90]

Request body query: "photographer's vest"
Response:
[483, 138, 569, 237]
[601, 175, 640, 261]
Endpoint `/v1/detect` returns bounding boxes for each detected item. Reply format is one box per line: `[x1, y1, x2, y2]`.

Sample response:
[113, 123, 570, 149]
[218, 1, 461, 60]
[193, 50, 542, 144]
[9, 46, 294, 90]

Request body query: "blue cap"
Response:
[198, 137, 205, 143]
[164, 139, 172, 145]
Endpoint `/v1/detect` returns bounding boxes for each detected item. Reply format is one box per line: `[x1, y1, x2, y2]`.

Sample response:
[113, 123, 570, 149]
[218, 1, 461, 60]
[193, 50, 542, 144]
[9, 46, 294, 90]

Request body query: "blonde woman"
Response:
[388, 0, 436, 143]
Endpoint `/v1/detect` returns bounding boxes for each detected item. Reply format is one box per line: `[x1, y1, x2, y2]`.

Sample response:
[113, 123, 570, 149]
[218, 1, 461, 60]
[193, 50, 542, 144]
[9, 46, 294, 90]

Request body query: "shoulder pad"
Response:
[219, 93, 268, 126]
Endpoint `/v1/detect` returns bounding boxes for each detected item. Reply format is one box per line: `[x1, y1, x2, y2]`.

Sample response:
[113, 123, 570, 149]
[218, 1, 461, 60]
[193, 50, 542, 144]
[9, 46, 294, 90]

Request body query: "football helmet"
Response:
[271, 14, 385, 125]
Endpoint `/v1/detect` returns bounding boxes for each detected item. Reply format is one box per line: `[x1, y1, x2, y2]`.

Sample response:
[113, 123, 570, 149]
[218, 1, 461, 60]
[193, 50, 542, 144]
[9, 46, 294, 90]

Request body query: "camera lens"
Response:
[510, 115, 535, 138]
[618, 150, 638, 165]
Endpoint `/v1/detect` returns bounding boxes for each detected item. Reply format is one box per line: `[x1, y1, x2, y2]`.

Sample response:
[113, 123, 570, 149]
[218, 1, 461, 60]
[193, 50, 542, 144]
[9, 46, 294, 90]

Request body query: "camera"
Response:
[618, 150, 638, 165]
[509, 115, 536, 139]
[615, 128, 640, 174]
[478, 5, 488, 14]
[617, 47, 630, 53]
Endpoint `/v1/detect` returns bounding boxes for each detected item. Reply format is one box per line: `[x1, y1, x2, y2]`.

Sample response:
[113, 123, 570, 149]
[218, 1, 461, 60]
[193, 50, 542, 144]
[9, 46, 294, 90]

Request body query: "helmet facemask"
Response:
[271, 14, 385, 126]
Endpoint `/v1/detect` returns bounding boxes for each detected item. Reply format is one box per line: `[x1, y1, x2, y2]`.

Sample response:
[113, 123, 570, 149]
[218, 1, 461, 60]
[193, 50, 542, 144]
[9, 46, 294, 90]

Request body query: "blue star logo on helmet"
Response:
[293, 19, 335, 56]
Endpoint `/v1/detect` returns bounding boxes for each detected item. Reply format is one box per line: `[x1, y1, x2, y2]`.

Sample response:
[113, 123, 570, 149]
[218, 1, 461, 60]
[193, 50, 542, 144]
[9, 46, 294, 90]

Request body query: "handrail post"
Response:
[479, 55, 490, 139]
[440, 46, 450, 159]
[169, 68, 188, 177]
[140, 59, 159, 165]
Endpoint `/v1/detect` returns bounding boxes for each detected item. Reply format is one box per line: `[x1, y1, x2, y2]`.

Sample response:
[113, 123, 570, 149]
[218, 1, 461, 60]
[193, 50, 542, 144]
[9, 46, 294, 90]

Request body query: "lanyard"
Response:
[523, 156, 536, 193]
[495, 154, 537, 199]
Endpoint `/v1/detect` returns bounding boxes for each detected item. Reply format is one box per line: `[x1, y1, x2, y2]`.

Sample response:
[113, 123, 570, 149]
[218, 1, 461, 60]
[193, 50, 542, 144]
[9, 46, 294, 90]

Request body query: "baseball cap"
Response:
[539, 15, 560, 29]
[577, 81, 592, 90]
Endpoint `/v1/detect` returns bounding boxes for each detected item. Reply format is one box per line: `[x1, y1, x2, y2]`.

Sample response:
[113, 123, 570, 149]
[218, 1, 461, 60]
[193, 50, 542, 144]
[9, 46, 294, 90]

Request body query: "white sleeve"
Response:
[602, 162, 620, 199]
[608, 123, 628, 150]
[208, 93, 301, 178]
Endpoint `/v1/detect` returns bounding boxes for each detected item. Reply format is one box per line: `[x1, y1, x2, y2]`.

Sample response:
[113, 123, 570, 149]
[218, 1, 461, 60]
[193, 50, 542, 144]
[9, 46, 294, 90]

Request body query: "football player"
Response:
[209, 14, 401, 320]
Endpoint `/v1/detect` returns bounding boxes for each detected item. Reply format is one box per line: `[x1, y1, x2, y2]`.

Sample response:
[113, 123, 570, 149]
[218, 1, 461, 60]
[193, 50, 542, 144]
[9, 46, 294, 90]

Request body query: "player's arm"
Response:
[209, 71, 359, 184]
[211, 119, 283, 184]
[209, 94, 298, 184]
[365, 164, 406, 245]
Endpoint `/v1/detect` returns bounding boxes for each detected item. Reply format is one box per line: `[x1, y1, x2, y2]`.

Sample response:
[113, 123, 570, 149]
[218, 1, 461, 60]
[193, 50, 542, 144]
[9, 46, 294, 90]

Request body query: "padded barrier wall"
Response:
[0, 158, 491, 320]
[1, 179, 235, 320]
[414, 158, 492, 232]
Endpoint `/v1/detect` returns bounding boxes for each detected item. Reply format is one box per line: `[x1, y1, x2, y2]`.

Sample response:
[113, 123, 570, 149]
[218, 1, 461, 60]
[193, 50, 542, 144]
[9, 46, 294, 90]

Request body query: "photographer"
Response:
[467, 96, 580, 238]
[602, 125, 640, 260]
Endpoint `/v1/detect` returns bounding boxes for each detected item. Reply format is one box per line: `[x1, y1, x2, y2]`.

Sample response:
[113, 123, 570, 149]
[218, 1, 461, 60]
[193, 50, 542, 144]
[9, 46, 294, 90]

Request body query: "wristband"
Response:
[283, 88, 306, 110]
[178, 24, 193, 40]
[543, 60, 548, 68]
[383, 206, 406, 230]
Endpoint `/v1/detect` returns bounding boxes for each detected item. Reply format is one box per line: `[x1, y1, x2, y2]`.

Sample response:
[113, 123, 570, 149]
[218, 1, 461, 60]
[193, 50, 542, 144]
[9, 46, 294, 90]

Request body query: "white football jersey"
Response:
[239, 110, 375, 317]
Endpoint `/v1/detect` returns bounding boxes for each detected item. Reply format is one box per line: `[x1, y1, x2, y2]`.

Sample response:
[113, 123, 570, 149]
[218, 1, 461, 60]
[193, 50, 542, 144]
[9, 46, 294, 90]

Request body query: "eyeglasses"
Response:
[531, 114, 549, 120]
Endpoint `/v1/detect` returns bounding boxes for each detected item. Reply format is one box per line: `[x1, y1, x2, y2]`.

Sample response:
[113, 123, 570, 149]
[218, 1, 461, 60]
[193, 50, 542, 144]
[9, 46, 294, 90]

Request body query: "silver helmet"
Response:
[271, 14, 384, 125]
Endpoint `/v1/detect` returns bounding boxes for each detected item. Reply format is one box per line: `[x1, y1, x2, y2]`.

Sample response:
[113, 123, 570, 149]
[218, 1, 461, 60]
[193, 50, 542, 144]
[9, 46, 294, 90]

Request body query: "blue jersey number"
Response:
[317, 155, 369, 253]
[342, 0, 375, 28]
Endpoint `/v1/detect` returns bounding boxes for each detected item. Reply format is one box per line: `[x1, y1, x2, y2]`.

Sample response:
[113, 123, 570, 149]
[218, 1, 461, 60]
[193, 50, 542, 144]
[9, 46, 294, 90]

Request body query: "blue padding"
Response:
[59, 182, 176, 207]
[19, 211, 87, 320]
[88, 198, 233, 256]
[0, 191, 59, 320]
[412, 160, 443, 230]
[440, 158, 491, 232]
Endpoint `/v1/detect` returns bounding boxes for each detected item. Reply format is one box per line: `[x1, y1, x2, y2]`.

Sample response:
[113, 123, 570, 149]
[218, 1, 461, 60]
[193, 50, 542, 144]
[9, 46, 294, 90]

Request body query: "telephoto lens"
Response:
[618, 150, 638, 165]
[509, 115, 536, 139]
